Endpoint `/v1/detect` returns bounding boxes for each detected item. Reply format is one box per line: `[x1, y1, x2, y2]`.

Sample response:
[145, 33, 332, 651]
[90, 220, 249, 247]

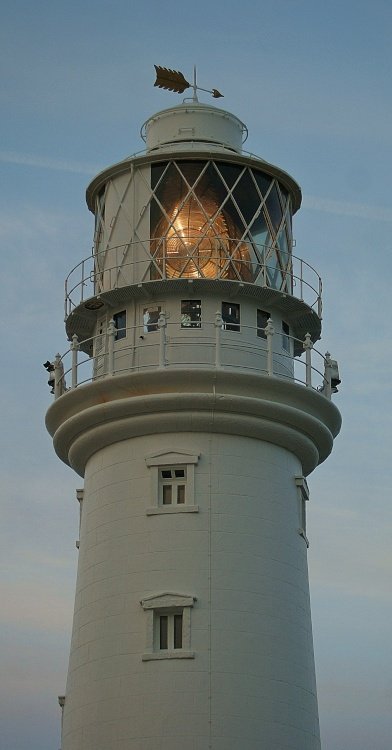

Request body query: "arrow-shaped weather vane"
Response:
[154, 65, 223, 101]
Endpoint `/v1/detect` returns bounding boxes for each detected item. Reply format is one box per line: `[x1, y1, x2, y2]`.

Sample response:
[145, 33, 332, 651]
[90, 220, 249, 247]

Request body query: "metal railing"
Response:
[64, 241, 322, 319]
[50, 316, 335, 401]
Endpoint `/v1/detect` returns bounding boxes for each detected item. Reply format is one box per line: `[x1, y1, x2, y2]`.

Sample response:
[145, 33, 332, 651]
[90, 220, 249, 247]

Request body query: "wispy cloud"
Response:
[0, 150, 99, 175]
[303, 194, 392, 222]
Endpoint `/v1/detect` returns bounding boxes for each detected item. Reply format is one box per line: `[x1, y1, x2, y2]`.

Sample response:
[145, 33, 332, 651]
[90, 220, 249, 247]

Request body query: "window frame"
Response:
[143, 305, 161, 333]
[181, 299, 202, 329]
[221, 301, 241, 332]
[145, 451, 200, 515]
[113, 310, 127, 341]
[141, 592, 196, 661]
[295, 475, 310, 547]
[282, 320, 290, 352]
[256, 309, 270, 339]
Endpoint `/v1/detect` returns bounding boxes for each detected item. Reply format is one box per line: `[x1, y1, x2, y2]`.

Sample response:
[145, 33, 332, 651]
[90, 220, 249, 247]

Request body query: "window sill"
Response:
[298, 528, 310, 548]
[146, 505, 199, 516]
[142, 650, 195, 661]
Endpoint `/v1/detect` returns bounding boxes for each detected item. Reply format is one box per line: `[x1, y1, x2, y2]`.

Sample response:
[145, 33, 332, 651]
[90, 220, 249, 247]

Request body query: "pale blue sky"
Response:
[1, 2, 391, 749]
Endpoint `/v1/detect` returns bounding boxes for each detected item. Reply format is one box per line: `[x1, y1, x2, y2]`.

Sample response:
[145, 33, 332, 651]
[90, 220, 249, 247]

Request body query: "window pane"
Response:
[222, 302, 240, 331]
[173, 614, 183, 649]
[174, 469, 185, 478]
[181, 300, 201, 328]
[143, 305, 161, 333]
[177, 485, 185, 504]
[257, 310, 269, 339]
[159, 616, 168, 649]
[161, 470, 172, 479]
[282, 321, 290, 352]
[113, 310, 126, 341]
[162, 485, 172, 505]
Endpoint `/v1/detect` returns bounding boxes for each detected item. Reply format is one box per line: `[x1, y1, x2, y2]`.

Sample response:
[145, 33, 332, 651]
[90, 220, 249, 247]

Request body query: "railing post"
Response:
[158, 312, 167, 368]
[81, 260, 85, 302]
[53, 353, 64, 399]
[300, 258, 304, 300]
[318, 278, 323, 319]
[324, 351, 332, 400]
[214, 311, 223, 368]
[107, 319, 116, 375]
[71, 334, 80, 389]
[265, 318, 275, 376]
[303, 333, 313, 387]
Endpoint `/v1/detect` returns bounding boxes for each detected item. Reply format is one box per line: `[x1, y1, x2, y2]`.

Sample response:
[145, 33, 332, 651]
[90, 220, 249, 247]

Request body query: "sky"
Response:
[0, 1, 391, 748]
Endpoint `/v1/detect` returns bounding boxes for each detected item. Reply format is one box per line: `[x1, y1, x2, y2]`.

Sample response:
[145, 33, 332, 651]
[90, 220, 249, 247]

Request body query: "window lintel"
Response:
[295, 475, 310, 501]
[145, 451, 199, 467]
[141, 592, 196, 610]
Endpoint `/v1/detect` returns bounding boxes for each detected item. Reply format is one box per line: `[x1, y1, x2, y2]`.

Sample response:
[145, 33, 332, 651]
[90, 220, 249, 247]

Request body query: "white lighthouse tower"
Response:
[46, 71, 341, 750]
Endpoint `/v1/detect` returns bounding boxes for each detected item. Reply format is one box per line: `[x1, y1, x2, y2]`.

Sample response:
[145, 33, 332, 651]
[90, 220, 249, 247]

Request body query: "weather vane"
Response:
[154, 65, 223, 102]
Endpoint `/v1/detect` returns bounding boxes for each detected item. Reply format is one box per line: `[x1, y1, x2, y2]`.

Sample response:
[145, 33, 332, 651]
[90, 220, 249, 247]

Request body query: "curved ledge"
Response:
[46, 369, 341, 477]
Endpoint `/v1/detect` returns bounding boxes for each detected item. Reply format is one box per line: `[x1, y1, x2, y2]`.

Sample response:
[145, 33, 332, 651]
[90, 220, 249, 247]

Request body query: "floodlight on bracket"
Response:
[154, 65, 223, 102]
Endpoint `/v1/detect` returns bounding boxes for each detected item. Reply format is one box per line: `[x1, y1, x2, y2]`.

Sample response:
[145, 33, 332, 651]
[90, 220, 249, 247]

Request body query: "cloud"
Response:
[303, 194, 392, 222]
[0, 149, 99, 176]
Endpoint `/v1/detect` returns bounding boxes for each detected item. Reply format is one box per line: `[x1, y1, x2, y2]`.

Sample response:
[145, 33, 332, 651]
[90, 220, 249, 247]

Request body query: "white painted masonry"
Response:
[46, 99, 341, 749]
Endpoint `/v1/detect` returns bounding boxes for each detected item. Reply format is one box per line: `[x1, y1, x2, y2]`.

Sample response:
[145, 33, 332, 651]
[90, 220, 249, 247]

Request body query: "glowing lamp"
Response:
[152, 191, 252, 281]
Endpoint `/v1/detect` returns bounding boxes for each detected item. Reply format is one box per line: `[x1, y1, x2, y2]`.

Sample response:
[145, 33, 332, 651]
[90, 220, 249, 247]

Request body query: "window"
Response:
[282, 320, 290, 352]
[141, 593, 196, 660]
[181, 299, 201, 328]
[145, 451, 199, 515]
[295, 475, 309, 547]
[160, 467, 186, 505]
[143, 305, 161, 333]
[75, 488, 83, 550]
[159, 612, 183, 649]
[257, 309, 270, 338]
[222, 301, 240, 331]
[113, 310, 126, 340]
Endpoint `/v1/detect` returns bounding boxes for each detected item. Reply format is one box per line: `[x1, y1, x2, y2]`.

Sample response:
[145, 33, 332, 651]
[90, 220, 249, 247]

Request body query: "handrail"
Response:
[50, 318, 334, 401]
[64, 241, 322, 319]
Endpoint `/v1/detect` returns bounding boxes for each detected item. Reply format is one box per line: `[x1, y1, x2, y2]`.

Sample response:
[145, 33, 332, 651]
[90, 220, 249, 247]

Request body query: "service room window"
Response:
[282, 320, 290, 352]
[143, 305, 161, 333]
[295, 475, 310, 547]
[159, 612, 183, 649]
[222, 301, 240, 331]
[257, 309, 270, 338]
[113, 310, 126, 340]
[141, 593, 196, 660]
[181, 299, 201, 328]
[145, 451, 200, 515]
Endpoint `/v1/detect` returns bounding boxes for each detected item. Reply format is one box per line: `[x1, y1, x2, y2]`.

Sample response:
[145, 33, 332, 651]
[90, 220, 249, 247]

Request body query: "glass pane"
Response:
[173, 614, 183, 649]
[143, 305, 161, 333]
[222, 301, 240, 331]
[253, 170, 272, 198]
[174, 469, 185, 478]
[113, 310, 126, 341]
[177, 485, 185, 504]
[215, 162, 243, 190]
[162, 485, 172, 505]
[249, 212, 270, 256]
[266, 250, 282, 289]
[159, 615, 168, 649]
[232, 168, 260, 225]
[282, 321, 290, 352]
[181, 300, 201, 328]
[265, 182, 283, 233]
[257, 309, 269, 339]
[161, 470, 172, 478]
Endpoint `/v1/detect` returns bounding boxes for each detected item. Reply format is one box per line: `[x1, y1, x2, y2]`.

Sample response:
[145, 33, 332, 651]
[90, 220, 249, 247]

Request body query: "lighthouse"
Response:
[46, 70, 341, 750]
